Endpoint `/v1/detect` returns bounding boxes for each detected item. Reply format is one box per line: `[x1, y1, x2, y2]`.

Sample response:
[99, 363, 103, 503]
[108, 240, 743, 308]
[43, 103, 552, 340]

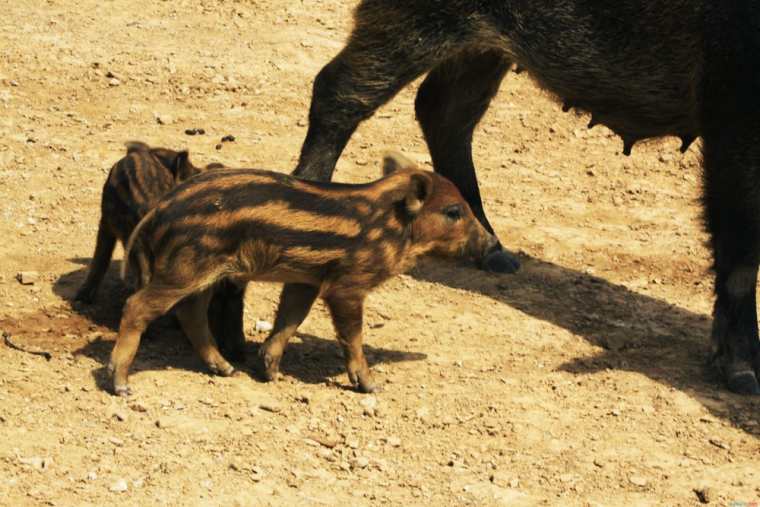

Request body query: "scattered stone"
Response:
[317, 448, 334, 461]
[86, 471, 97, 481]
[18, 456, 50, 471]
[694, 486, 713, 504]
[386, 436, 401, 448]
[215, 143, 223, 150]
[255, 320, 273, 332]
[345, 436, 359, 449]
[250, 466, 264, 482]
[259, 402, 282, 413]
[297, 119, 307, 127]
[110, 408, 127, 422]
[16, 271, 39, 285]
[132, 478, 144, 489]
[129, 402, 147, 413]
[154, 113, 173, 125]
[109, 436, 124, 447]
[353, 456, 369, 469]
[155, 417, 175, 429]
[108, 78, 120, 87]
[629, 475, 648, 487]
[360, 396, 377, 416]
[708, 438, 730, 451]
[221, 134, 235, 143]
[110, 478, 128, 493]
[311, 435, 339, 448]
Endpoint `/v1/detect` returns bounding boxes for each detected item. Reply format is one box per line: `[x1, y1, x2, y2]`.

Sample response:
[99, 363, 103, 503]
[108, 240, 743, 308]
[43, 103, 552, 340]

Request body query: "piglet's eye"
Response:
[443, 204, 463, 221]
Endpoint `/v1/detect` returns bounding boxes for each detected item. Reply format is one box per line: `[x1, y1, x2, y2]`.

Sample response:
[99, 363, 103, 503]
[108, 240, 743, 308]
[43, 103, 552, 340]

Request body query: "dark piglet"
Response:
[76, 142, 247, 361]
[293, 1, 760, 395]
[110, 153, 498, 395]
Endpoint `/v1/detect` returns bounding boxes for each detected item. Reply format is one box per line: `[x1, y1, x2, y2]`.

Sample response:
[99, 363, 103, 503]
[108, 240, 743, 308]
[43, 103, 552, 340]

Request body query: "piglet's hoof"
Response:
[259, 351, 282, 382]
[209, 363, 236, 377]
[480, 248, 520, 274]
[349, 370, 378, 393]
[726, 370, 760, 395]
[113, 383, 132, 397]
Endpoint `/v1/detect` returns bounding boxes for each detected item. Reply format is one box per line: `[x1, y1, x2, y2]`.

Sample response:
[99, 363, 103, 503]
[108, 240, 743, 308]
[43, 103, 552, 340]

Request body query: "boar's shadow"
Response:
[410, 255, 759, 436]
[52, 260, 425, 390]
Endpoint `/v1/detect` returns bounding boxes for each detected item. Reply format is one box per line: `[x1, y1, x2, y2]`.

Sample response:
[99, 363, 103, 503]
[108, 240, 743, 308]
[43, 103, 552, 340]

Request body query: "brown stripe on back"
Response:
[172, 201, 362, 238]
[165, 171, 275, 204]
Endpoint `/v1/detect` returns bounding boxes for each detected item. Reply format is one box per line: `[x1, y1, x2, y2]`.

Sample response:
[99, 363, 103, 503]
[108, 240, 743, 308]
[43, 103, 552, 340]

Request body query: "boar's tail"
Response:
[121, 208, 156, 284]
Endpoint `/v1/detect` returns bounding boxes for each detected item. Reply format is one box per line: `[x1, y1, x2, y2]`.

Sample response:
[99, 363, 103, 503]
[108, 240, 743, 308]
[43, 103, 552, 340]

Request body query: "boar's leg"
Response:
[703, 132, 760, 395]
[175, 289, 236, 378]
[415, 49, 520, 274]
[259, 283, 319, 382]
[325, 294, 375, 393]
[293, 8, 448, 182]
[75, 218, 117, 303]
[207, 279, 247, 362]
[109, 285, 183, 395]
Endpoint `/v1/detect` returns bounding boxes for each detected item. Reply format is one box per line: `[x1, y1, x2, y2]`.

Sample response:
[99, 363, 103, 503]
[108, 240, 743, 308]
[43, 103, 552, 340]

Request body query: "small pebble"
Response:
[255, 320, 273, 332]
[360, 396, 377, 416]
[259, 402, 281, 413]
[694, 486, 712, 504]
[110, 479, 128, 493]
[629, 475, 648, 487]
[16, 271, 39, 285]
[386, 436, 401, 448]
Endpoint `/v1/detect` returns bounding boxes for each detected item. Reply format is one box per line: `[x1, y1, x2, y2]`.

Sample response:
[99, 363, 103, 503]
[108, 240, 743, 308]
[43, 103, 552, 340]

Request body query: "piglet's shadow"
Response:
[54, 260, 425, 390]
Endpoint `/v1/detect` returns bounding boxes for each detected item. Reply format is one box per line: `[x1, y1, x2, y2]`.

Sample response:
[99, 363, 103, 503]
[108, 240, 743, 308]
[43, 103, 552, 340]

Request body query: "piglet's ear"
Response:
[382, 151, 417, 176]
[404, 172, 433, 217]
[172, 150, 194, 181]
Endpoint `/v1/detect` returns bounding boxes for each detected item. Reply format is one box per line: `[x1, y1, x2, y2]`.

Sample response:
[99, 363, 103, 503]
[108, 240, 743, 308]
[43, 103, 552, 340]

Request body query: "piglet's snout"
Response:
[467, 223, 499, 261]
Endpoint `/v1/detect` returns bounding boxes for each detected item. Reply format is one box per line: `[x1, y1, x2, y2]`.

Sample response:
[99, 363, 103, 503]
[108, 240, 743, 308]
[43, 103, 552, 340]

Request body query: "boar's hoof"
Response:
[481, 249, 521, 274]
[726, 370, 760, 396]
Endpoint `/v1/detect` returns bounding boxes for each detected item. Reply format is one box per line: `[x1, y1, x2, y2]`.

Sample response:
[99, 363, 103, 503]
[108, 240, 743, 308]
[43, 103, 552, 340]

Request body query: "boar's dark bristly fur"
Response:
[109, 154, 497, 395]
[291, 1, 760, 395]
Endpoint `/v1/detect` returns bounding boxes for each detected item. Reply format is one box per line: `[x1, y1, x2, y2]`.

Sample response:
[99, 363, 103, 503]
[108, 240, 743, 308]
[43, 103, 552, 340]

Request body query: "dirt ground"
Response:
[0, 1, 758, 505]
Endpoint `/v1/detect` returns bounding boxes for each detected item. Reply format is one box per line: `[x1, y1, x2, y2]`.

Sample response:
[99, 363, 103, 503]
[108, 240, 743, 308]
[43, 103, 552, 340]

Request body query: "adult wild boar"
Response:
[291, 2, 760, 395]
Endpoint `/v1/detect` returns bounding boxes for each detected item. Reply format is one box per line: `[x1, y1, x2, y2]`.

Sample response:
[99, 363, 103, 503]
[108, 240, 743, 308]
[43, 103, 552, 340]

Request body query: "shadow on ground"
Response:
[45, 260, 425, 391]
[410, 254, 759, 435]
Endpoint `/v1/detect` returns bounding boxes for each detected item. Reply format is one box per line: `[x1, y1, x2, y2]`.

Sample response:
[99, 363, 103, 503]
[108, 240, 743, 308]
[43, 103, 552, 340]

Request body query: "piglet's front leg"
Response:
[325, 294, 376, 393]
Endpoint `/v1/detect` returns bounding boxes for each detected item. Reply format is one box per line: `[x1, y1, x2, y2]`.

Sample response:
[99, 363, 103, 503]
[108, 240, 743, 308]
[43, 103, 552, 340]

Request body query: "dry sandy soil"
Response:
[1, 1, 759, 505]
